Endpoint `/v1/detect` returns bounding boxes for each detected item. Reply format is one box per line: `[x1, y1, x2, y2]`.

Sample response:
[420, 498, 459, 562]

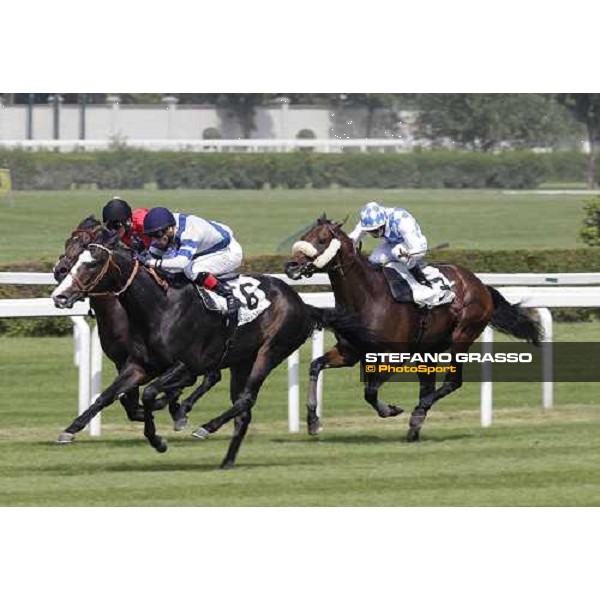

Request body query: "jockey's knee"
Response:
[183, 264, 196, 281]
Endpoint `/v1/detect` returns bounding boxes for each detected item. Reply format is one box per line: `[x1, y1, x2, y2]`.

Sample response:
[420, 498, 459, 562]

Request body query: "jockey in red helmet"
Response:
[101, 197, 151, 252]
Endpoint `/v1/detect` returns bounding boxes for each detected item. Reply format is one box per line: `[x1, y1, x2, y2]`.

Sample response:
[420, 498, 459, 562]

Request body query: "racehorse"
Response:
[53, 216, 221, 431]
[52, 230, 375, 468]
[284, 215, 541, 441]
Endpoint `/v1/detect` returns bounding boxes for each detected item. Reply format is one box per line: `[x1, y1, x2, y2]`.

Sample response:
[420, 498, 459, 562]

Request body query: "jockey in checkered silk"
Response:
[141, 207, 243, 320]
[349, 201, 431, 288]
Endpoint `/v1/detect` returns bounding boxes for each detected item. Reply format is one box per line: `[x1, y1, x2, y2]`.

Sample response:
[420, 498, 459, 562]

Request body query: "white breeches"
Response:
[183, 239, 243, 280]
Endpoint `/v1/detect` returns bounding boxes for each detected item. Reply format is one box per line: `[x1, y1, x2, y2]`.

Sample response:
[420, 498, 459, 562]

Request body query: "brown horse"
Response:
[285, 215, 541, 442]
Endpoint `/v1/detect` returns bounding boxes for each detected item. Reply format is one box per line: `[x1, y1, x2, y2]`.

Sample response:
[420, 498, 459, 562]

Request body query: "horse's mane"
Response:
[318, 215, 382, 273]
[77, 214, 102, 230]
[95, 227, 133, 253]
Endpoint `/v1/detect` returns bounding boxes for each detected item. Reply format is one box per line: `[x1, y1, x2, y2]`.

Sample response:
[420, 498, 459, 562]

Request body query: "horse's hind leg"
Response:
[407, 367, 438, 442]
[141, 362, 197, 452]
[306, 342, 359, 435]
[364, 371, 402, 418]
[407, 321, 486, 441]
[193, 344, 289, 467]
[171, 370, 222, 431]
[118, 388, 144, 422]
[220, 364, 253, 470]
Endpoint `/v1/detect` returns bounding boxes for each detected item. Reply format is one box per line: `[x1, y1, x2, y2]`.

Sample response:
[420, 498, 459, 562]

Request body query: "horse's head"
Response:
[285, 213, 350, 280]
[52, 230, 133, 309]
[53, 215, 103, 282]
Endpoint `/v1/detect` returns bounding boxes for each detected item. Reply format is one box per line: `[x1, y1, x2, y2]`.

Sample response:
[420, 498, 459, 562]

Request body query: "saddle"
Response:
[382, 267, 414, 303]
[382, 264, 455, 307]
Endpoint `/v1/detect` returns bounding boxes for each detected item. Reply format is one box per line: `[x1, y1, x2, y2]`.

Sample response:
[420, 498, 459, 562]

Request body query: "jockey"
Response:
[101, 197, 150, 252]
[349, 200, 432, 290]
[141, 207, 243, 321]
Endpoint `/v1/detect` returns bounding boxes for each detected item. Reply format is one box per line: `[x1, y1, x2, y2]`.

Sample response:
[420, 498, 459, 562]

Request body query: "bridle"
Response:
[70, 243, 139, 297]
[292, 225, 356, 277]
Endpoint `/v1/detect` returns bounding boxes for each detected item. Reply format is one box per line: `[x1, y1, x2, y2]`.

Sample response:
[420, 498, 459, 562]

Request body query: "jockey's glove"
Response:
[140, 255, 161, 269]
[391, 244, 409, 260]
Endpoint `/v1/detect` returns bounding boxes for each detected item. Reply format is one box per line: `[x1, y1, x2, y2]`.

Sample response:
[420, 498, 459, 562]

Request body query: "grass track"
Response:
[0, 188, 593, 264]
[1, 323, 599, 506]
[1, 187, 599, 505]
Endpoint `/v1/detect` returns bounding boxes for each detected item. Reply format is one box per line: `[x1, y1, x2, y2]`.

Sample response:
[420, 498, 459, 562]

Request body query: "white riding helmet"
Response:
[359, 201, 386, 231]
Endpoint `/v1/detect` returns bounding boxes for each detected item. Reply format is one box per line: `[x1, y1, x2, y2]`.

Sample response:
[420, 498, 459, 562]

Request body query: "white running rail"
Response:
[3, 272, 600, 434]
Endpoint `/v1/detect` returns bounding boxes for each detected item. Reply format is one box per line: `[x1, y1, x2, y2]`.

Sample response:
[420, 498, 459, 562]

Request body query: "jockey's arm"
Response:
[146, 243, 198, 273]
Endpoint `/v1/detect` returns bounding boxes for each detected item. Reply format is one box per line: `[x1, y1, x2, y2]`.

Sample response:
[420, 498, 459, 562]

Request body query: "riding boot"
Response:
[409, 264, 431, 288]
[212, 281, 242, 325]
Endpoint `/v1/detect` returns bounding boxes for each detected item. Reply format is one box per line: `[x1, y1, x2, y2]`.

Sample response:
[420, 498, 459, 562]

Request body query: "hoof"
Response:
[57, 431, 75, 444]
[406, 428, 420, 443]
[192, 427, 210, 440]
[307, 419, 323, 436]
[154, 438, 168, 453]
[173, 417, 188, 432]
[388, 405, 404, 417]
[220, 461, 235, 470]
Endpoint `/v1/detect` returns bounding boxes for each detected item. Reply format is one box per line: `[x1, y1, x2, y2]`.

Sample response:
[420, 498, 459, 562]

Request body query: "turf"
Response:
[1, 186, 599, 505]
[1, 323, 599, 506]
[0, 188, 594, 264]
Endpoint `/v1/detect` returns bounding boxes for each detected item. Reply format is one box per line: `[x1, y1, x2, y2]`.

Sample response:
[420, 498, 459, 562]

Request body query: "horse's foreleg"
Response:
[172, 370, 222, 431]
[58, 362, 150, 443]
[307, 344, 358, 435]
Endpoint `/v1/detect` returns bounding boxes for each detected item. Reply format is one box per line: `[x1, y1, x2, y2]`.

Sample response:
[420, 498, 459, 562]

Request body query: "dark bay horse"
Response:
[285, 215, 541, 441]
[53, 216, 221, 430]
[52, 232, 374, 468]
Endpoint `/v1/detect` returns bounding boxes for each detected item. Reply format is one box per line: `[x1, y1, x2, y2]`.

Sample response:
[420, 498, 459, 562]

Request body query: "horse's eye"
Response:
[318, 236, 328, 245]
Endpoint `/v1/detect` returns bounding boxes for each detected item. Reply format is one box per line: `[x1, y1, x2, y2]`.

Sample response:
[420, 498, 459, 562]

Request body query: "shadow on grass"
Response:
[270, 431, 476, 445]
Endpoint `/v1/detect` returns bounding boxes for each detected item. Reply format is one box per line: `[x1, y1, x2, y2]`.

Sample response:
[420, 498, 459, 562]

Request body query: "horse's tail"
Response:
[306, 305, 380, 349]
[487, 286, 542, 346]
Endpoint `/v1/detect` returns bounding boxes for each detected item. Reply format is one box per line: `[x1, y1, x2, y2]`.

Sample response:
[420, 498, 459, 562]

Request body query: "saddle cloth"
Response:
[194, 275, 271, 326]
[383, 263, 455, 308]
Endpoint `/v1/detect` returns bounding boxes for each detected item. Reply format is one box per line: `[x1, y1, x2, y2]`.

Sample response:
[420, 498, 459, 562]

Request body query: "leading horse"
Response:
[52, 231, 375, 468]
[53, 216, 221, 431]
[285, 215, 541, 441]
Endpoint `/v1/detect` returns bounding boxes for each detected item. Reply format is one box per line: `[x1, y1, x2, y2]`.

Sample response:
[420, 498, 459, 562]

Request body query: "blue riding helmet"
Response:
[143, 207, 176, 235]
[359, 201, 386, 231]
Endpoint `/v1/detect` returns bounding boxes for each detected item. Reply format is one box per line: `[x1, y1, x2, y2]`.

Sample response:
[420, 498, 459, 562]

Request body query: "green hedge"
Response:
[0, 148, 563, 190]
[543, 151, 588, 182]
[3, 248, 598, 336]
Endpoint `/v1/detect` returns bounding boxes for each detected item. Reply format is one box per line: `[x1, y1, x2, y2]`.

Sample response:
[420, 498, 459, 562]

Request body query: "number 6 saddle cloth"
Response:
[194, 274, 271, 326]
